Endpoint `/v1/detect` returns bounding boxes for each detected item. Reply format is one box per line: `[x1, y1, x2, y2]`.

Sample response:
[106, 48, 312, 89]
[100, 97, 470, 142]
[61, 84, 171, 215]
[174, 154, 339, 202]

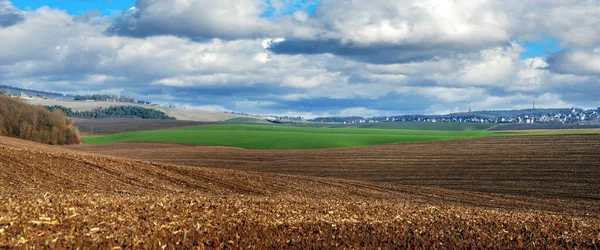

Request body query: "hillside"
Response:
[25, 99, 247, 122]
[74, 134, 600, 212]
[72, 118, 212, 136]
[0, 95, 80, 145]
[45, 105, 175, 120]
[1, 136, 599, 248]
[81, 124, 496, 149]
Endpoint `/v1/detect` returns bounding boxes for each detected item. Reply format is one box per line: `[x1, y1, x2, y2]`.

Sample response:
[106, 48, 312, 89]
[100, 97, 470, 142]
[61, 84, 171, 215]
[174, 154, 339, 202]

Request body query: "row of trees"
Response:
[74, 94, 135, 103]
[45, 105, 175, 120]
[0, 94, 80, 145]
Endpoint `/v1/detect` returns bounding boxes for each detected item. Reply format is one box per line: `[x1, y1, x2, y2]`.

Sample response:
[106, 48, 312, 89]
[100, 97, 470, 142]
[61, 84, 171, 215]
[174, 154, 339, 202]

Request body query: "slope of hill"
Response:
[73, 134, 600, 211]
[72, 118, 213, 136]
[25, 99, 247, 122]
[1, 136, 600, 248]
[0, 95, 80, 145]
[81, 124, 496, 149]
[45, 105, 176, 120]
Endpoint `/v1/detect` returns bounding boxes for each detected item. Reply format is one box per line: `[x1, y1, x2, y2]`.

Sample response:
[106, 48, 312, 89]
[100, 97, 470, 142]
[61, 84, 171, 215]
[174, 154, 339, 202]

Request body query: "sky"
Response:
[1, 0, 599, 118]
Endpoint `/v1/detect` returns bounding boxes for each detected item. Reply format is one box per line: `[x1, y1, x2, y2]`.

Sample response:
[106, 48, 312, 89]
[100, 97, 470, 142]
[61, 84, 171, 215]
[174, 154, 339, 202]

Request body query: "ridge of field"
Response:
[2, 136, 600, 248]
[72, 118, 213, 135]
[72, 134, 600, 208]
[221, 117, 273, 124]
[81, 124, 497, 150]
[25, 99, 247, 122]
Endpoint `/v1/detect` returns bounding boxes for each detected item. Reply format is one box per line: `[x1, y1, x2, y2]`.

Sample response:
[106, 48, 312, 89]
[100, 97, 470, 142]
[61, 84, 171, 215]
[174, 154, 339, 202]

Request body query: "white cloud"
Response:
[1, 0, 599, 117]
[339, 107, 389, 118]
[395, 86, 487, 103]
[511, 0, 600, 47]
[282, 72, 343, 88]
[314, 0, 510, 47]
[457, 45, 519, 86]
[235, 100, 277, 109]
[466, 93, 570, 111]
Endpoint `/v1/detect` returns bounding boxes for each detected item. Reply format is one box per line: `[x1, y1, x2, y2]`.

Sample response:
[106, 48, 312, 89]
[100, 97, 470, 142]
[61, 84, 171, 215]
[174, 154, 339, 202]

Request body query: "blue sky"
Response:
[13, 0, 319, 17]
[2, 0, 599, 117]
[261, 0, 319, 18]
[11, 0, 135, 16]
[521, 36, 563, 59]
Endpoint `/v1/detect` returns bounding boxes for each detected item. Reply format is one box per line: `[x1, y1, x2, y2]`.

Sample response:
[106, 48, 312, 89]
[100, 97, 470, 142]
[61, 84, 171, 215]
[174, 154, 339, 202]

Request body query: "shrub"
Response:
[0, 95, 80, 145]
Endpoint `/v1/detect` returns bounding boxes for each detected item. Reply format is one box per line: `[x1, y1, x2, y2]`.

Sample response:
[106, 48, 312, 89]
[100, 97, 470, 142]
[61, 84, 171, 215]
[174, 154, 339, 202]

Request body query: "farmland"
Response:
[3, 102, 600, 248]
[81, 123, 600, 150]
[73, 134, 600, 208]
[81, 124, 498, 149]
[2, 135, 600, 248]
[72, 118, 213, 135]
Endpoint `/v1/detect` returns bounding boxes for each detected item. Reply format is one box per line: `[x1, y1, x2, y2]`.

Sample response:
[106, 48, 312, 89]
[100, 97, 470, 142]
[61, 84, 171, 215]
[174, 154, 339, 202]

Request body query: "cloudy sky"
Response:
[1, 0, 599, 117]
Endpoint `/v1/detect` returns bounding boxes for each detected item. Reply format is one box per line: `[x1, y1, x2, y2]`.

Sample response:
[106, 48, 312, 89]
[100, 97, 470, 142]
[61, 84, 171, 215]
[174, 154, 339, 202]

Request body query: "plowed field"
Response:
[2, 136, 600, 248]
[73, 118, 212, 136]
[72, 135, 600, 204]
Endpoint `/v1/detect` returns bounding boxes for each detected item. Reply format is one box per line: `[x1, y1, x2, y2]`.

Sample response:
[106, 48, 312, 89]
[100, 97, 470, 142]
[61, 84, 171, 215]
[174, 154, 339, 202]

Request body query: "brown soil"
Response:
[72, 118, 212, 136]
[496, 129, 600, 133]
[71, 135, 600, 206]
[2, 136, 600, 248]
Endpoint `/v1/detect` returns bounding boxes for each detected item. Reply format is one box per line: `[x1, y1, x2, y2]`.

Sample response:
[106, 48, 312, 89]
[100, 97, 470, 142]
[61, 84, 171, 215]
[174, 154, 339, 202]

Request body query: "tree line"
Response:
[45, 105, 175, 120]
[74, 94, 135, 103]
[0, 94, 80, 145]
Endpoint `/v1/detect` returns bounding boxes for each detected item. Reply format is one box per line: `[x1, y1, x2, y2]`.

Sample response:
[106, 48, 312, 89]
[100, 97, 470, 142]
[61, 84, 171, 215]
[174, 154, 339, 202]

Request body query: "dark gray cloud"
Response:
[0, 0, 23, 27]
[268, 39, 487, 64]
[546, 49, 600, 76]
[106, 0, 279, 40]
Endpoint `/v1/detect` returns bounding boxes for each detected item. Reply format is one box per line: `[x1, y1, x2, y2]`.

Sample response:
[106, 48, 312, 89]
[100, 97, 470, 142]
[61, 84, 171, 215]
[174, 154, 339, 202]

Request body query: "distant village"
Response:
[341, 108, 599, 125]
[2, 85, 599, 125]
[267, 107, 600, 125]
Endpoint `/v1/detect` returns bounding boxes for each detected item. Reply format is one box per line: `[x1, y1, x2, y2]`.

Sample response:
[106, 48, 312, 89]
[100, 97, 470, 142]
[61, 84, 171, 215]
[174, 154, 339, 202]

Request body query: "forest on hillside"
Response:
[0, 95, 80, 145]
[45, 105, 175, 120]
[73, 94, 135, 103]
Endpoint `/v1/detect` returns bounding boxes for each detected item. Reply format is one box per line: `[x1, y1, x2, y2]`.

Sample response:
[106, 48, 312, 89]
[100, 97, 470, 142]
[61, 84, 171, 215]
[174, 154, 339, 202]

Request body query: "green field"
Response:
[82, 124, 498, 150]
[82, 124, 600, 150]
[220, 117, 273, 124]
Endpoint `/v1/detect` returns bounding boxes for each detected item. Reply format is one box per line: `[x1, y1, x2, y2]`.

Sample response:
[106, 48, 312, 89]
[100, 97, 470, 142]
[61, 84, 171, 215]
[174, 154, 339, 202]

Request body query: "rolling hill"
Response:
[1, 135, 599, 248]
[81, 124, 497, 149]
[25, 99, 247, 122]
